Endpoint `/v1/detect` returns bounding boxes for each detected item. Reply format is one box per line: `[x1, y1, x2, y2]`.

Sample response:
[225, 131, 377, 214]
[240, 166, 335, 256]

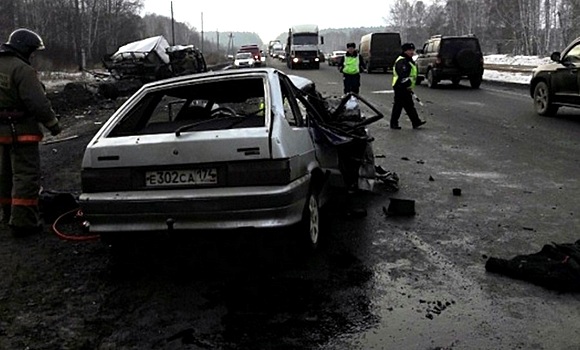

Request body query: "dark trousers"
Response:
[343, 73, 361, 94]
[0, 143, 41, 228]
[390, 86, 421, 127]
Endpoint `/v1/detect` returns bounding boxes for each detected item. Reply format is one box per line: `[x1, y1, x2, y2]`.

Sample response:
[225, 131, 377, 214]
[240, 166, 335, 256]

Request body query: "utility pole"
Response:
[216, 29, 219, 53]
[227, 32, 234, 57]
[170, 1, 175, 45]
[201, 12, 204, 52]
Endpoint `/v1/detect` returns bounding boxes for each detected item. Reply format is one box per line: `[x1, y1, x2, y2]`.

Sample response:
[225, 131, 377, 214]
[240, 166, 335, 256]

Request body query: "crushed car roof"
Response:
[111, 35, 171, 64]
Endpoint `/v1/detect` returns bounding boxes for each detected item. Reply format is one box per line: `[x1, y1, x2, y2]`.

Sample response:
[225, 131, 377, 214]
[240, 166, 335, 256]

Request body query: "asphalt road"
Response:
[265, 58, 580, 349]
[1, 60, 579, 350]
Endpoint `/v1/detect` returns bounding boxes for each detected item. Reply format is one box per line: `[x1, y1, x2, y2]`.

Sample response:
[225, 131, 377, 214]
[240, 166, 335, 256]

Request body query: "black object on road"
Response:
[384, 198, 416, 216]
[485, 240, 580, 292]
[452, 188, 462, 196]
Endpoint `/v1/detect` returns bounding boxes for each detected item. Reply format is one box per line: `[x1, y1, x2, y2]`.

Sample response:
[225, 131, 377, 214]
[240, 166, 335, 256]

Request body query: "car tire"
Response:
[533, 81, 559, 116]
[299, 191, 321, 252]
[469, 75, 482, 89]
[367, 62, 373, 74]
[427, 69, 438, 88]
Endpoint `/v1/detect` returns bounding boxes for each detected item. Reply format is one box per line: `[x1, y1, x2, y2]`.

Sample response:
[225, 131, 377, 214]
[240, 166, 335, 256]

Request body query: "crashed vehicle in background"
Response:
[79, 68, 384, 251]
[98, 35, 207, 99]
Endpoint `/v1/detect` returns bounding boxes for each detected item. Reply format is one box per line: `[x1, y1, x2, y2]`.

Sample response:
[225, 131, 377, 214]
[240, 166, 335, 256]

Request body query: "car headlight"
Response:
[315, 57, 319, 62]
[293, 58, 299, 63]
[261, 56, 266, 62]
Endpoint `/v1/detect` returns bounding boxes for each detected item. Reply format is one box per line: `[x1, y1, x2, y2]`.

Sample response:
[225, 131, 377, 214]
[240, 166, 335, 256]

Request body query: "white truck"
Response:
[285, 24, 324, 69]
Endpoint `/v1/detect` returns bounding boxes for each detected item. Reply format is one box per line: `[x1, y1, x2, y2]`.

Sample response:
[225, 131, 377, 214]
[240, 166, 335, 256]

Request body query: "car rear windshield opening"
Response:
[108, 77, 266, 137]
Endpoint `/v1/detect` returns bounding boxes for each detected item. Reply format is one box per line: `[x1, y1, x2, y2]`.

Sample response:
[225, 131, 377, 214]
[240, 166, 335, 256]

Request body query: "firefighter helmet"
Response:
[6, 28, 45, 56]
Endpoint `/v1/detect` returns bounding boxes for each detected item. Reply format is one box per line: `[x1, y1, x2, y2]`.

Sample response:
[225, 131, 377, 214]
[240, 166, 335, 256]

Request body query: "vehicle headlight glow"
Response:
[315, 57, 319, 62]
[261, 56, 266, 62]
[293, 58, 299, 63]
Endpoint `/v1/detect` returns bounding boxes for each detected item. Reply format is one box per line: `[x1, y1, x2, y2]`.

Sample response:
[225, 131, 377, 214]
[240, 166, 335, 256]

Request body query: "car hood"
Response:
[533, 62, 561, 73]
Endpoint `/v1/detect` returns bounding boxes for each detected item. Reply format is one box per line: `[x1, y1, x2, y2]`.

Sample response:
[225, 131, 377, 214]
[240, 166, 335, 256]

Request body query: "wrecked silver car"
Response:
[79, 68, 383, 249]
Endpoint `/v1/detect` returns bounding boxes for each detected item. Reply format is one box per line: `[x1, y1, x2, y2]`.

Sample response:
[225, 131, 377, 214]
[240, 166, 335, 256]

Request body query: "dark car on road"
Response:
[415, 34, 484, 89]
[530, 36, 580, 116]
[359, 32, 401, 73]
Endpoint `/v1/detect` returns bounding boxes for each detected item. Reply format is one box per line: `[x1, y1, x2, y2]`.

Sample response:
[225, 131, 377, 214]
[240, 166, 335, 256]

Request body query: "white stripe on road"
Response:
[371, 90, 394, 94]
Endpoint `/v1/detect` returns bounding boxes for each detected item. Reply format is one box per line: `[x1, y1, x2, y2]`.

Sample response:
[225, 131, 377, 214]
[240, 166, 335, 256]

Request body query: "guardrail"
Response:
[484, 63, 535, 73]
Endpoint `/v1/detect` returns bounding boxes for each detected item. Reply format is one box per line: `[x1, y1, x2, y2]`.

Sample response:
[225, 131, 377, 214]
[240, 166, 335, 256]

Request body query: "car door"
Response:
[416, 42, 429, 75]
[552, 42, 580, 105]
[276, 75, 318, 176]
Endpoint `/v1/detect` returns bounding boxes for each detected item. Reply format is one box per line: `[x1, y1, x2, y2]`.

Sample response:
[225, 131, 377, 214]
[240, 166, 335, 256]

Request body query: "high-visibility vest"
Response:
[392, 56, 417, 88]
[343, 55, 360, 75]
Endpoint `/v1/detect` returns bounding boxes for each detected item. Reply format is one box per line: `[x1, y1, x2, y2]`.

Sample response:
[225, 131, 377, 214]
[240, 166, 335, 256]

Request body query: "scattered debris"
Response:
[429, 176, 435, 181]
[452, 188, 462, 196]
[384, 198, 416, 217]
[42, 135, 79, 145]
[375, 154, 386, 158]
[401, 157, 410, 161]
[417, 160, 425, 164]
[523, 227, 534, 231]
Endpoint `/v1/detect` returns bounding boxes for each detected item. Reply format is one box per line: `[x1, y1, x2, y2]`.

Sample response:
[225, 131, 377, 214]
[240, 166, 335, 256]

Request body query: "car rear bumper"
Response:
[432, 67, 483, 79]
[79, 175, 310, 233]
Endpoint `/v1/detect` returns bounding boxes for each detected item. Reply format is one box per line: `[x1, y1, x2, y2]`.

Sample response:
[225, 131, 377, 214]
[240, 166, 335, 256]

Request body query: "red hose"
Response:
[51, 208, 100, 241]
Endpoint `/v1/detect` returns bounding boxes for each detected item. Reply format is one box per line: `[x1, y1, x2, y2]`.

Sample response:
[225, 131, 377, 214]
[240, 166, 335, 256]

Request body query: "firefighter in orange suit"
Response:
[0, 28, 62, 236]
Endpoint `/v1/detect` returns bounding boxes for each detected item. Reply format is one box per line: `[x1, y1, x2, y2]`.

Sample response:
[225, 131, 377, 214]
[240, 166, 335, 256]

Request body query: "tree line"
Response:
[0, 0, 210, 70]
[2, 0, 579, 71]
[389, 0, 580, 55]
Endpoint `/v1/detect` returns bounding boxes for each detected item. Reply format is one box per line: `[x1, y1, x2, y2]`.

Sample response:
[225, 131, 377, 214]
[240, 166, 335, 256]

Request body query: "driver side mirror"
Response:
[416, 49, 424, 55]
[550, 51, 561, 62]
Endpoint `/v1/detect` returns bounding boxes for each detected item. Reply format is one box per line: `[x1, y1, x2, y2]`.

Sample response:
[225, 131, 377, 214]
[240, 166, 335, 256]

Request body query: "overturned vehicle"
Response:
[79, 68, 389, 250]
[98, 35, 207, 99]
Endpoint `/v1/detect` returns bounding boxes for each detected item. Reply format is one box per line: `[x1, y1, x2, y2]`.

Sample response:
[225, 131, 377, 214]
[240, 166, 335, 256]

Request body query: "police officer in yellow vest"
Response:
[0, 28, 62, 236]
[390, 43, 426, 129]
[338, 42, 366, 94]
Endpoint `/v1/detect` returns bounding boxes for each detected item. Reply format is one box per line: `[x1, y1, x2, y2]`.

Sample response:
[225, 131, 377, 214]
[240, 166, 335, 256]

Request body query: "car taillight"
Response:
[227, 159, 291, 186]
[81, 168, 133, 193]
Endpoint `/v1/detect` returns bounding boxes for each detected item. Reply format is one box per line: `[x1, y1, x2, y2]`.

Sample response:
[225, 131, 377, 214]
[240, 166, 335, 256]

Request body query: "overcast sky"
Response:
[141, 0, 391, 43]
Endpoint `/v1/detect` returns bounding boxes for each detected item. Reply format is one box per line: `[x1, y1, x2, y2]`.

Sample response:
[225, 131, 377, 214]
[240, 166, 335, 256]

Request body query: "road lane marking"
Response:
[371, 90, 394, 94]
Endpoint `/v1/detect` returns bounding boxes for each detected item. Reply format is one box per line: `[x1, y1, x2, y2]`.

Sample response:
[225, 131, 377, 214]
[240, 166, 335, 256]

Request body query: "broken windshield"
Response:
[108, 76, 266, 137]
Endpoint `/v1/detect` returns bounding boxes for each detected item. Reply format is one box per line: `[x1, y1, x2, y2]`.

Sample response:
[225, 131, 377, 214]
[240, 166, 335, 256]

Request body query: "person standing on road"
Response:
[390, 43, 426, 129]
[338, 42, 366, 95]
[0, 28, 62, 236]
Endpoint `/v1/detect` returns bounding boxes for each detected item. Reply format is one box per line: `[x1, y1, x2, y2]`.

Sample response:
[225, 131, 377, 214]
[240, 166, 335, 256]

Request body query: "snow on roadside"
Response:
[484, 54, 551, 67]
[482, 54, 552, 85]
[483, 70, 532, 85]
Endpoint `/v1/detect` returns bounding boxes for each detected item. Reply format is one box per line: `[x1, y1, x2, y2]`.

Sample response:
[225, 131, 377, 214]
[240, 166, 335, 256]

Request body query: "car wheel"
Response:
[451, 77, 461, 86]
[427, 69, 438, 88]
[300, 192, 320, 251]
[367, 63, 372, 74]
[533, 81, 559, 116]
[469, 76, 482, 89]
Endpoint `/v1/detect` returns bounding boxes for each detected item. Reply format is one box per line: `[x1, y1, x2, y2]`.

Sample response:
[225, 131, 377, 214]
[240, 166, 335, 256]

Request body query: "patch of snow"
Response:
[483, 70, 532, 85]
[484, 54, 551, 67]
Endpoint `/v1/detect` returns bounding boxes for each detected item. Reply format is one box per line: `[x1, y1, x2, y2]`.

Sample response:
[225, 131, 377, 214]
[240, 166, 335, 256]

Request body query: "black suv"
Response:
[530, 36, 580, 116]
[415, 35, 484, 89]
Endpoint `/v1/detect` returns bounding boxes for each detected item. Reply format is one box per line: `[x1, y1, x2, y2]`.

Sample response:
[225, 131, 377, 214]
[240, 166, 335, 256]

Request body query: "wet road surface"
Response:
[1, 60, 579, 349]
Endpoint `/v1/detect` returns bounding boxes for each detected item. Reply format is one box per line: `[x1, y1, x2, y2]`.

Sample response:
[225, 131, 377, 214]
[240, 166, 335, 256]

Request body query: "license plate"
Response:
[303, 59, 310, 63]
[145, 169, 217, 187]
